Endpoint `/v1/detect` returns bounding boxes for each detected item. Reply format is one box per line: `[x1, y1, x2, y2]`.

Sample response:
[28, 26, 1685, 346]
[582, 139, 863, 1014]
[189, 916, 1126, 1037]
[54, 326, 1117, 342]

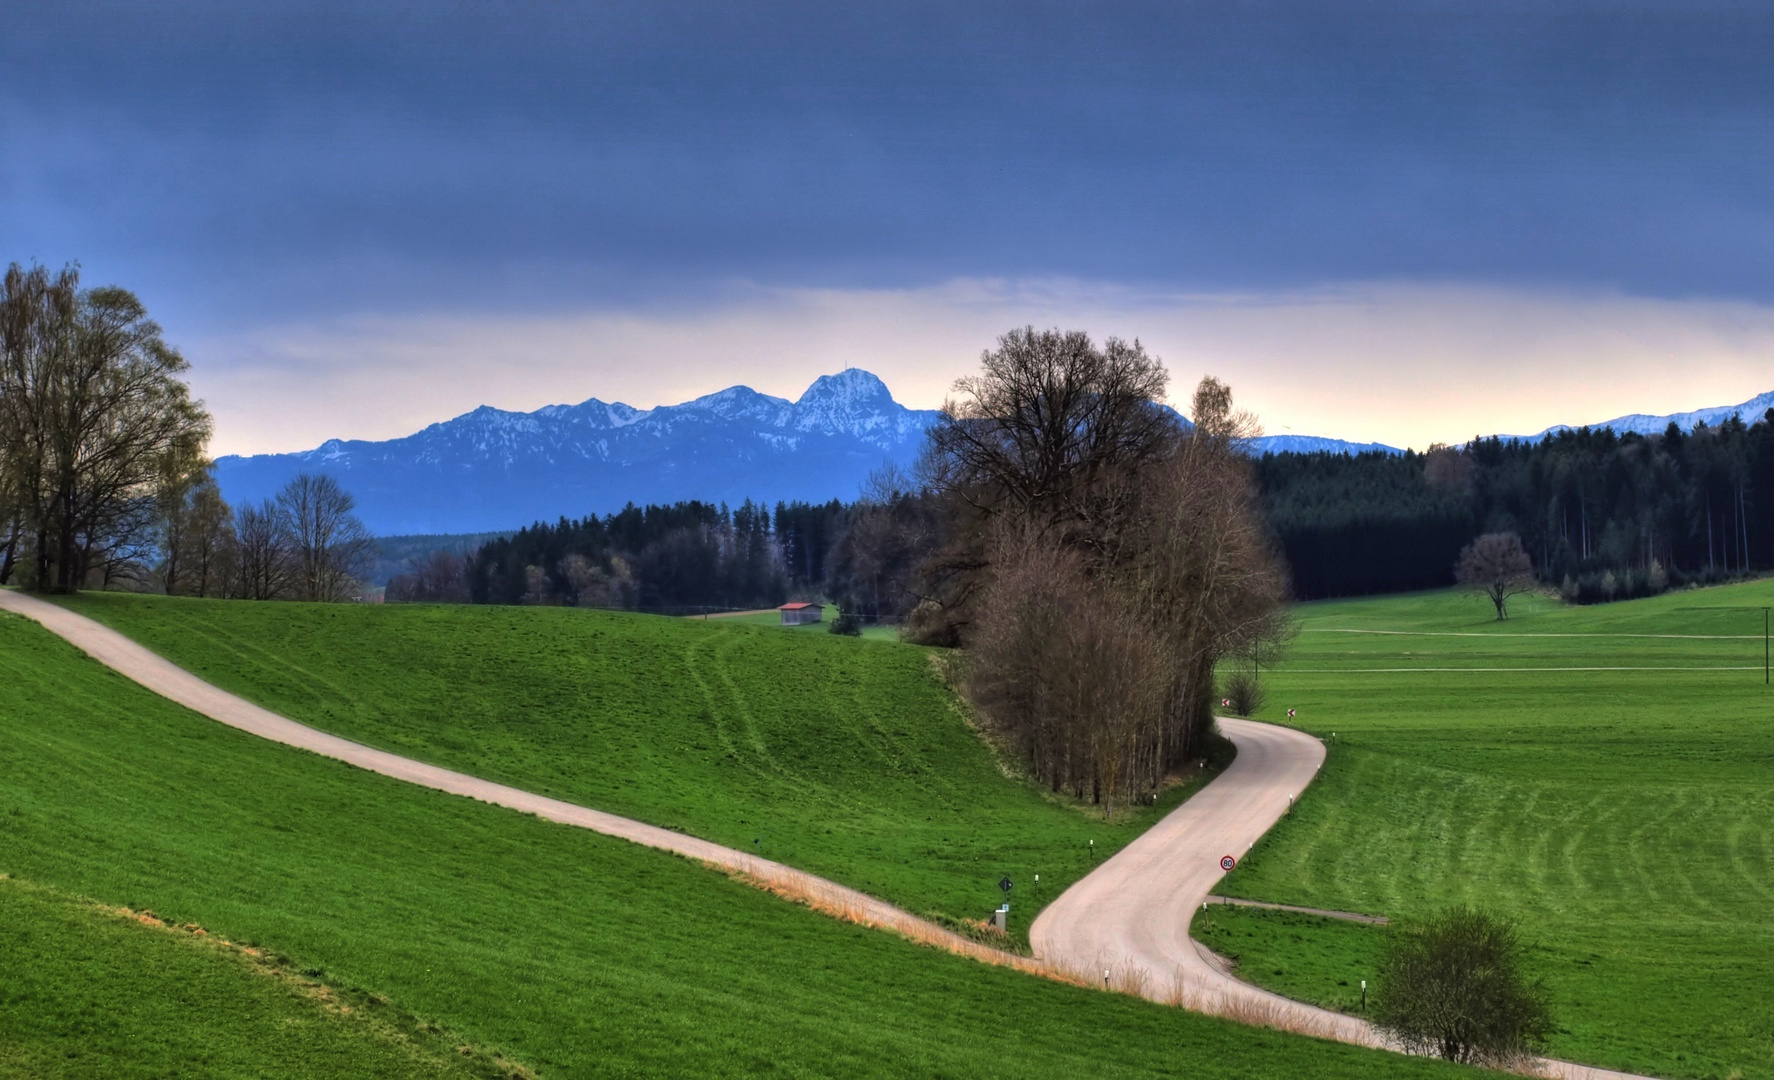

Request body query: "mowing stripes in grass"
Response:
[1210, 582, 1774, 1080]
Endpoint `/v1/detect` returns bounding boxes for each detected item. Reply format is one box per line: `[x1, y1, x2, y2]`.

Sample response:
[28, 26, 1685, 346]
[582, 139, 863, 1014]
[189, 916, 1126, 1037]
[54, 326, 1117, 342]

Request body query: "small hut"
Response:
[779, 602, 823, 626]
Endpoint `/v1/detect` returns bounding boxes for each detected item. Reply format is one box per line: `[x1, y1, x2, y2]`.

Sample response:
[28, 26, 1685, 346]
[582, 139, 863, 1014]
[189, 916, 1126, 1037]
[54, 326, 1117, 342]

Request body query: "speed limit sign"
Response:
[1219, 855, 1237, 871]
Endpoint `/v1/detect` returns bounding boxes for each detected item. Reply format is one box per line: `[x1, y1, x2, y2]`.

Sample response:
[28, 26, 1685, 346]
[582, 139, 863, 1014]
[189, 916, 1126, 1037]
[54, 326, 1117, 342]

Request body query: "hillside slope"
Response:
[0, 608, 1457, 1079]
[49, 594, 1216, 939]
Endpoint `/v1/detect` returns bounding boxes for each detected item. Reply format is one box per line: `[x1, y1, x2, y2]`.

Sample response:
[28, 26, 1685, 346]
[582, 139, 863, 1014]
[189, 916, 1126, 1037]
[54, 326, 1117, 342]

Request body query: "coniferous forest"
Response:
[1262, 412, 1774, 600]
[389, 409, 1774, 613]
[456, 499, 847, 611]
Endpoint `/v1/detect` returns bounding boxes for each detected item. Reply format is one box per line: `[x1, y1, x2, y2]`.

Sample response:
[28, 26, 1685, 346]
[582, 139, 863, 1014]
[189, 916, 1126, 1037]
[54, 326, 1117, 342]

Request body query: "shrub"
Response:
[1222, 668, 1264, 717]
[1373, 907, 1552, 1066]
[828, 611, 862, 636]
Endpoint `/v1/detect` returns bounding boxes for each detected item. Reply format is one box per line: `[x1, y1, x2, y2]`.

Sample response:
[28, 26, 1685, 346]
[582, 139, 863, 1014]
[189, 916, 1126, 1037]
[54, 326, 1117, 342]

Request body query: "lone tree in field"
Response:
[1456, 532, 1535, 620]
[276, 473, 375, 602]
[1373, 907, 1552, 1067]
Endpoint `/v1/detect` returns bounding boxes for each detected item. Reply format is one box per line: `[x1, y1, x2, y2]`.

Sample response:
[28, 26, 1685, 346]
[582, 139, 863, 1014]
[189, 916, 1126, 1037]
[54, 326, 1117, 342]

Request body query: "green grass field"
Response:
[1204, 581, 1774, 1080]
[47, 593, 1216, 943]
[709, 605, 900, 641]
[0, 609, 1457, 1079]
[0, 874, 513, 1080]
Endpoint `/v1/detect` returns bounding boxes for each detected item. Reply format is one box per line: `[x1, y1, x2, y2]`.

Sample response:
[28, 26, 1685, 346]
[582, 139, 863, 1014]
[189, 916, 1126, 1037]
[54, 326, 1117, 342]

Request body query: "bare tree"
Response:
[1083, 377, 1291, 768]
[388, 549, 471, 603]
[1457, 532, 1535, 619]
[827, 465, 942, 623]
[276, 473, 375, 602]
[960, 366, 1290, 807]
[232, 500, 294, 600]
[914, 327, 1178, 641]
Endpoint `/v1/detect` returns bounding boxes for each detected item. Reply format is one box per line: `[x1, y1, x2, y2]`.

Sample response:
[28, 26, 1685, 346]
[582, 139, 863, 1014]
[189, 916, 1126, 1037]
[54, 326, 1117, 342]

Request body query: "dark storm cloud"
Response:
[5, 0, 1772, 328]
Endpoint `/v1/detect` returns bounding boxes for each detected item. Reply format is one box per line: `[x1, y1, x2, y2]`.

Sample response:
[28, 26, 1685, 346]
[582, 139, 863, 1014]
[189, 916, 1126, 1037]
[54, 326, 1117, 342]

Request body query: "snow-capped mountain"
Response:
[213, 369, 940, 535]
[1516, 389, 1774, 442]
[212, 366, 1417, 536]
[1250, 434, 1401, 456]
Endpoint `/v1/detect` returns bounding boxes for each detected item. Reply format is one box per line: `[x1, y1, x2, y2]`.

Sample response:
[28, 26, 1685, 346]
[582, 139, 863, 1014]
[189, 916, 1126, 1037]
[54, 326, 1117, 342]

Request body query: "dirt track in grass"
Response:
[0, 588, 1657, 1079]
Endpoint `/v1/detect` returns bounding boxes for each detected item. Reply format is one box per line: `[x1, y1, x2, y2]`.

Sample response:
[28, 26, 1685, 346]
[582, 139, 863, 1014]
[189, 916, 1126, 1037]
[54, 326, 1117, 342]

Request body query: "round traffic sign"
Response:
[1219, 855, 1237, 871]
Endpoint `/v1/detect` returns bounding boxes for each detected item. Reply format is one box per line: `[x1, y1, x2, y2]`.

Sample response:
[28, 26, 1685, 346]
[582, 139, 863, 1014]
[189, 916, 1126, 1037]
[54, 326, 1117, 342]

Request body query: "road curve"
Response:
[0, 589, 1041, 977]
[1030, 717, 1653, 1080]
[5, 590, 1657, 1078]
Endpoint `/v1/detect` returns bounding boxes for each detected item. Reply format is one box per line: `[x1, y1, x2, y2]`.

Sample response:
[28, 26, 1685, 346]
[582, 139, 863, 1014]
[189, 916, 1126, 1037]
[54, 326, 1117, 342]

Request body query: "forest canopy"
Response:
[1260, 414, 1774, 601]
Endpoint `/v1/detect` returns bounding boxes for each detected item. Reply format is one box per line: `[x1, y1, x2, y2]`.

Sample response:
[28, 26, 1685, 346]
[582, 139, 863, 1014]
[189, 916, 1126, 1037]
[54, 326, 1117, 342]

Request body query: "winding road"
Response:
[0, 589, 1653, 1079]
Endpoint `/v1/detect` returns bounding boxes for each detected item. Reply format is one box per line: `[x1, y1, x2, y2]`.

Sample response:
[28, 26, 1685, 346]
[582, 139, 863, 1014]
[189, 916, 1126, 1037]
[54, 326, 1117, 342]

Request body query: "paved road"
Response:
[3, 589, 1656, 1078]
[1030, 716, 1653, 1080]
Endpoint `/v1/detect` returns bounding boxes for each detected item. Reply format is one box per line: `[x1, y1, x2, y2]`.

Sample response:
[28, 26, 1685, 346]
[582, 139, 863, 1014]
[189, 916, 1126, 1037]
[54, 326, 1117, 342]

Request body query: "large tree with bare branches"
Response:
[934, 330, 1290, 812]
[1457, 532, 1536, 619]
[911, 327, 1179, 643]
[277, 473, 375, 602]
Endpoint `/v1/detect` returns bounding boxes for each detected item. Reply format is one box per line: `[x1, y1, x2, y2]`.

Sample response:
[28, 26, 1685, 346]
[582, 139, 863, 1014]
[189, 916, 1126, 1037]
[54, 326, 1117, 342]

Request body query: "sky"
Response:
[6, 1, 1774, 455]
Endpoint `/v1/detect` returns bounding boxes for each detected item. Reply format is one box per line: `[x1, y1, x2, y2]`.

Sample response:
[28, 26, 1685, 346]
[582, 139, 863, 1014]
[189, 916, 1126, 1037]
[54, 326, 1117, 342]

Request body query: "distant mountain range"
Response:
[1249, 434, 1401, 456]
[215, 370, 940, 535]
[213, 370, 1773, 536]
[1512, 389, 1774, 443]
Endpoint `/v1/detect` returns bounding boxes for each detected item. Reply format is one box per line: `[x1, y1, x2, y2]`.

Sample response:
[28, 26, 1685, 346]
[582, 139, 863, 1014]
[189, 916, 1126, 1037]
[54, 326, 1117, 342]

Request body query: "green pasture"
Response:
[48, 593, 1208, 940]
[0, 874, 507, 1080]
[1209, 580, 1774, 1080]
[703, 603, 835, 627]
[708, 604, 900, 641]
[0, 610, 1458, 1079]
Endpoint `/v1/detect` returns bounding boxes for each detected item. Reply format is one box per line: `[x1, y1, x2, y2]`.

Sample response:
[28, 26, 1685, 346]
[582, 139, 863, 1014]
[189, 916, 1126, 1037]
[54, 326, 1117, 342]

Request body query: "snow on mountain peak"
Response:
[796, 368, 893, 409]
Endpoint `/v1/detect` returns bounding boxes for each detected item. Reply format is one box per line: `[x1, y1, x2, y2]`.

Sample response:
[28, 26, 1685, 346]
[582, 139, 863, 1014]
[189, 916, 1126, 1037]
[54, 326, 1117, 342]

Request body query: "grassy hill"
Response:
[0, 608, 1455, 1079]
[1197, 582, 1774, 1080]
[0, 874, 514, 1080]
[48, 594, 1218, 939]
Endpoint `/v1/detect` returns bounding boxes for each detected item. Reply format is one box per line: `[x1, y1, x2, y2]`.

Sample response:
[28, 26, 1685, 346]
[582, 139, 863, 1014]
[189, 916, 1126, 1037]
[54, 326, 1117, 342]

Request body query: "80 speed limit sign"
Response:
[1219, 855, 1237, 871]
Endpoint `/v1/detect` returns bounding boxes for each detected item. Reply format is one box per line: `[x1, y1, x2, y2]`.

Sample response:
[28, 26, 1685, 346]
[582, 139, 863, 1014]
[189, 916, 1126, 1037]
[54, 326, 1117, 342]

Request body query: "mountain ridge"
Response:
[1511, 389, 1774, 442]
[214, 369, 944, 534]
[215, 370, 1773, 536]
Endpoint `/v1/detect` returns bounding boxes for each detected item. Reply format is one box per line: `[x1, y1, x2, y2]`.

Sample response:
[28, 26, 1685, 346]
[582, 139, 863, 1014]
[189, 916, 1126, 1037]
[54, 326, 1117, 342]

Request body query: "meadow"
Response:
[707, 604, 901, 641]
[47, 593, 1218, 944]
[1204, 582, 1774, 1080]
[0, 608, 1459, 1079]
[0, 874, 511, 1080]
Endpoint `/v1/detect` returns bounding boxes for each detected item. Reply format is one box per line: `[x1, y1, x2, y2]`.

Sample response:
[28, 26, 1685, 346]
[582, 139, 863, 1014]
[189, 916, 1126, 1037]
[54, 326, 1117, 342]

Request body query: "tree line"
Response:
[1, 262, 375, 600]
[410, 492, 926, 615]
[440, 499, 819, 610]
[1259, 414, 1774, 601]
